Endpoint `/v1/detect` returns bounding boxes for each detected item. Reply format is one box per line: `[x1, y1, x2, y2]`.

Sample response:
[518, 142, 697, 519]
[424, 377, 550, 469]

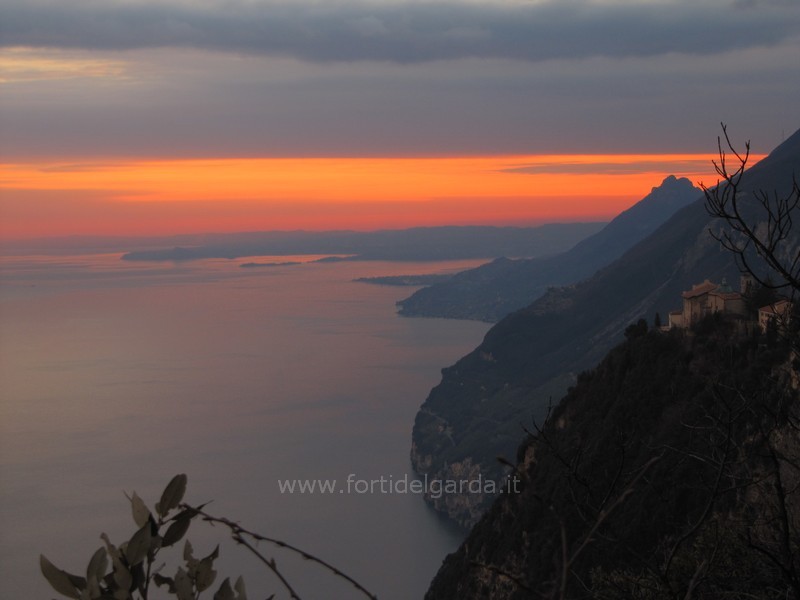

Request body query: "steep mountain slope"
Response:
[398, 175, 701, 322]
[411, 128, 800, 527]
[426, 320, 800, 599]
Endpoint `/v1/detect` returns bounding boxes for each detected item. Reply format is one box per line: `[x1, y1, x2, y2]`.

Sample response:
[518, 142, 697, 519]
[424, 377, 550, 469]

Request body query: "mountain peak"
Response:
[661, 174, 678, 185]
[652, 174, 695, 194]
[621, 175, 700, 216]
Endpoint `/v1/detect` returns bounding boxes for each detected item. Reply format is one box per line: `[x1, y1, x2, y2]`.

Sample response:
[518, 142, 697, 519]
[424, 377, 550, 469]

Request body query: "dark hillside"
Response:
[426, 317, 800, 599]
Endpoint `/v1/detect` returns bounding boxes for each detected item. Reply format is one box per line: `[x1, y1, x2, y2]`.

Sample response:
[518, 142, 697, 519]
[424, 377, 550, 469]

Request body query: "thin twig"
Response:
[184, 505, 379, 600]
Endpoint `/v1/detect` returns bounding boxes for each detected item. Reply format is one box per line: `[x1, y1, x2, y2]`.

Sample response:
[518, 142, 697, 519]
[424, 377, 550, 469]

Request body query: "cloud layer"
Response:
[1, 0, 798, 160]
[2, 0, 799, 63]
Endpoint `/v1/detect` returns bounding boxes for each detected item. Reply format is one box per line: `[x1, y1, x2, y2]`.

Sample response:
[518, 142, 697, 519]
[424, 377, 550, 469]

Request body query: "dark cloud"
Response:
[1, 0, 799, 63]
[2, 1, 798, 159]
[2, 42, 797, 159]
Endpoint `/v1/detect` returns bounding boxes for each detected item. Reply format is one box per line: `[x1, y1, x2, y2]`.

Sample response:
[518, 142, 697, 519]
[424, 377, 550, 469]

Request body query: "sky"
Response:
[1, 0, 798, 238]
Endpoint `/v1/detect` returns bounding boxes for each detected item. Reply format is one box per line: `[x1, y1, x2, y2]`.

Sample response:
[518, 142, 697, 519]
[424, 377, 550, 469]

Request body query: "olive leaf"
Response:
[174, 567, 194, 600]
[162, 509, 194, 547]
[234, 576, 247, 600]
[40, 555, 82, 599]
[213, 577, 235, 600]
[107, 541, 132, 593]
[152, 573, 175, 593]
[157, 474, 187, 518]
[183, 539, 194, 562]
[86, 547, 107, 582]
[85, 546, 108, 595]
[124, 523, 151, 567]
[195, 546, 219, 592]
[129, 492, 151, 529]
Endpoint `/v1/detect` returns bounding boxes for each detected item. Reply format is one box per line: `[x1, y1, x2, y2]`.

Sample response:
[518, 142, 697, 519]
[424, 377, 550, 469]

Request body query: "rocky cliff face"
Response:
[411, 369, 576, 527]
[409, 444, 489, 528]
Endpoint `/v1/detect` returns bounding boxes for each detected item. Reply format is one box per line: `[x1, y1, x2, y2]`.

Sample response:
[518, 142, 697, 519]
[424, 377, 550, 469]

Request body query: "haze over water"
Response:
[0, 253, 490, 599]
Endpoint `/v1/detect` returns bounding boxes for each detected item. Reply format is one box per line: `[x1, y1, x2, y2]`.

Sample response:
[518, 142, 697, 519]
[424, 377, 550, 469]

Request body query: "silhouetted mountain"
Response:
[398, 175, 700, 321]
[411, 128, 800, 527]
[426, 319, 799, 598]
[119, 224, 605, 262]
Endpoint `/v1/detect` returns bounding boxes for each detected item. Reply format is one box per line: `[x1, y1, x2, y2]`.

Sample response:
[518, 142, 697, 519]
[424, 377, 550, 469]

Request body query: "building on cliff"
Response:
[758, 298, 793, 334]
[666, 274, 794, 336]
[667, 276, 750, 330]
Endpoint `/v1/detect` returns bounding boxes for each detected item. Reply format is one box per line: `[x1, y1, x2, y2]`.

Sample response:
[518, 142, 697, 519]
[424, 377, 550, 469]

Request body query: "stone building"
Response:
[667, 275, 791, 336]
[668, 278, 747, 329]
[758, 299, 793, 334]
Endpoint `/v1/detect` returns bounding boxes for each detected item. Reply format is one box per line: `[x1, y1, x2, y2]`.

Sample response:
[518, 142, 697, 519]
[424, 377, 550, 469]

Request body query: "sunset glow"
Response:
[2, 0, 799, 597]
[0, 154, 738, 238]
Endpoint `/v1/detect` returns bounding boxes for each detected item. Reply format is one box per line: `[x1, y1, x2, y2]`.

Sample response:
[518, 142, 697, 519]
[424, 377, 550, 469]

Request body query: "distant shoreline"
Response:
[354, 274, 455, 286]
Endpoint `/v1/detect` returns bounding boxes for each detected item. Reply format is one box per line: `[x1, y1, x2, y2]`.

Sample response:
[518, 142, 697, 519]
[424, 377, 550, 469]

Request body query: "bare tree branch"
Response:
[702, 123, 800, 297]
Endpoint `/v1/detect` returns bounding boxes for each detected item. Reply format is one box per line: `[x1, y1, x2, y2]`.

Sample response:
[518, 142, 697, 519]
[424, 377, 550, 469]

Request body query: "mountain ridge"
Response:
[116, 224, 605, 262]
[398, 175, 702, 322]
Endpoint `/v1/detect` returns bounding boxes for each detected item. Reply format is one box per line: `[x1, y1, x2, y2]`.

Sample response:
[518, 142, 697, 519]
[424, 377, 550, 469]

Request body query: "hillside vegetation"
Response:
[427, 315, 800, 599]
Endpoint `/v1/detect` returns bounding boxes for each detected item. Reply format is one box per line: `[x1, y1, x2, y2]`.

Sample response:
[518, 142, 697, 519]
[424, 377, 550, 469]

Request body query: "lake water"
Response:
[0, 253, 490, 599]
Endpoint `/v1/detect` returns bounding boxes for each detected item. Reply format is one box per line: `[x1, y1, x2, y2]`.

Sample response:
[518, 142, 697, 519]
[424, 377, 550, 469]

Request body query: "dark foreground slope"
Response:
[398, 175, 700, 322]
[411, 129, 800, 527]
[426, 320, 800, 599]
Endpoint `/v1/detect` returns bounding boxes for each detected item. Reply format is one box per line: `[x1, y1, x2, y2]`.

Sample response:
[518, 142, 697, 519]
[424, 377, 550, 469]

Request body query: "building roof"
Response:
[710, 291, 742, 301]
[682, 279, 718, 299]
[759, 299, 793, 315]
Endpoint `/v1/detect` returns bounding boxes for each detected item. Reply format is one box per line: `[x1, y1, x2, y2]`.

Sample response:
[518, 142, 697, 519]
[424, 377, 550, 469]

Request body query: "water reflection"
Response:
[0, 254, 488, 599]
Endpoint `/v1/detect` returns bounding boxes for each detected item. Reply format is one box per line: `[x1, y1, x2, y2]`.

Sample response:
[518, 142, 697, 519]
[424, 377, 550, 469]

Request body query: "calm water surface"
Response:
[0, 253, 490, 599]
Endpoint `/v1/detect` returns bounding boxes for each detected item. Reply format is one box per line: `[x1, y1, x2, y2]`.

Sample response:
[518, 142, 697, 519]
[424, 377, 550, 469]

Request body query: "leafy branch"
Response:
[40, 474, 376, 600]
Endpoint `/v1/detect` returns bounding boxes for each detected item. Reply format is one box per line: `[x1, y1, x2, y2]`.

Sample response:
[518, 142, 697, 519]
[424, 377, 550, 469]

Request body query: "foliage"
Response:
[40, 475, 376, 600]
[624, 318, 648, 339]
